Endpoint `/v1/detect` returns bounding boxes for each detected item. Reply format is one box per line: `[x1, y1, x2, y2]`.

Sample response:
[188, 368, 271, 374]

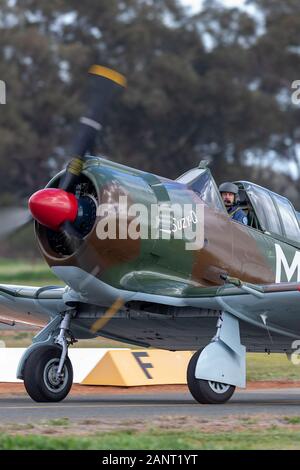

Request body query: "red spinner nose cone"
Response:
[29, 188, 78, 231]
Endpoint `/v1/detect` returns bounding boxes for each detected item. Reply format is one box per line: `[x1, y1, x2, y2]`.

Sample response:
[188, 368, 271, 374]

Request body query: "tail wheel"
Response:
[23, 345, 73, 402]
[187, 350, 235, 404]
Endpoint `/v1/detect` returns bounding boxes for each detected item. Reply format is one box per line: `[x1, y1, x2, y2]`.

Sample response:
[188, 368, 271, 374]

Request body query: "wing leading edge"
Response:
[0, 284, 67, 327]
[211, 280, 300, 339]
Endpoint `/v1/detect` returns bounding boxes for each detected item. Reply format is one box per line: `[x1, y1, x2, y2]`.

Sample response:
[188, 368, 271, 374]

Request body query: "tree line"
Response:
[0, 0, 300, 206]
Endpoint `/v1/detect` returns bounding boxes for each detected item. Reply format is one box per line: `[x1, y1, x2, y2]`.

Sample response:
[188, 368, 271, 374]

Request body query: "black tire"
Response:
[187, 350, 235, 404]
[23, 345, 73, 402]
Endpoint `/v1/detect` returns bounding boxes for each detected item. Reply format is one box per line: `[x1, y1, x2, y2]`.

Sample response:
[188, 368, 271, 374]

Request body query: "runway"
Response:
[1, 388, 300, 423]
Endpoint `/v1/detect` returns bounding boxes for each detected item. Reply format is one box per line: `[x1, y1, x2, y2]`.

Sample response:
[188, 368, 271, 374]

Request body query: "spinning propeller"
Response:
[29, 65, 127, 248]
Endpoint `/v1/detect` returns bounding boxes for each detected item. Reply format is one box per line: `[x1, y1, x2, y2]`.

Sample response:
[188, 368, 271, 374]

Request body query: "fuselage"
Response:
[31, 157, 300, 351]
[36, 157, 300, 295]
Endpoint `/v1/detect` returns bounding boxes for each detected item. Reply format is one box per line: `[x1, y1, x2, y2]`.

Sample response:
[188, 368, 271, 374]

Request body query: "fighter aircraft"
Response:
[1, 64, 300, 405]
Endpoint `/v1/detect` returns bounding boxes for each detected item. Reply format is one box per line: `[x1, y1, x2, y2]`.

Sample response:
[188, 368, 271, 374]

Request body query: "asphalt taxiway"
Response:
[1, 388, 300, 422]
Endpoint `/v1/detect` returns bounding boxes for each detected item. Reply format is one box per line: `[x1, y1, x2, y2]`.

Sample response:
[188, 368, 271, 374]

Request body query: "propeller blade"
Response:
[90, 297, 125, 334]
[59, 65, 127, 191]
[60, 220, 83, 240]
[72, 65, 127, 157]
[29, 65, 126, 248]
[0, 207, 32, 239]
[58, 221, 83, 253]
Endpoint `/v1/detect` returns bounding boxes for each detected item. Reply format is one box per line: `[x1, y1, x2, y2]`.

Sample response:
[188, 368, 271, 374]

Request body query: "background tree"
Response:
[0, 0, 300, 206]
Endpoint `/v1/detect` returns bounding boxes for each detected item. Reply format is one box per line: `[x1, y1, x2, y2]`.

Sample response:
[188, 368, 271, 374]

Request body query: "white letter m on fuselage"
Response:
[275, 243, 300, 283]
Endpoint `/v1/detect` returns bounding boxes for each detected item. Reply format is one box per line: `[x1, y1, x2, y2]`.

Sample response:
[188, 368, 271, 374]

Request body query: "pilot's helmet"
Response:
[219, 182, 239, 195]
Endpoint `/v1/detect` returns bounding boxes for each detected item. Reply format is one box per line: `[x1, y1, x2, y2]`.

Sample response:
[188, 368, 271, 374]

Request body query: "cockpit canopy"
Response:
[177, 167, 300, 243]
[234, 181, 300, 242]
[176, 167, 225, 211]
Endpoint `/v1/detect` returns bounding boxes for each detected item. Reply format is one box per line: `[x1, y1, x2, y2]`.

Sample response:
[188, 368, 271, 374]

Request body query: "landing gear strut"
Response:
[22, 312, 75, 402]
[187, 350, 235, 404]
[187, 311, 246, 405]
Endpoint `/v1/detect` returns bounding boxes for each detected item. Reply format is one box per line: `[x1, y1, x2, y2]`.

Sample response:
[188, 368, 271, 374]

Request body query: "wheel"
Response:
[187, 350, 235, 404]
[23, 345, 73, 402]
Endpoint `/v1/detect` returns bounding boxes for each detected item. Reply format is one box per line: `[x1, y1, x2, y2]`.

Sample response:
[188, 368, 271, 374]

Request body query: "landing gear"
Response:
[20, 311, 76, 402]
[187, 311, 246, 405]
[187, 350, 235, 404]
[23, 345, 73, 402]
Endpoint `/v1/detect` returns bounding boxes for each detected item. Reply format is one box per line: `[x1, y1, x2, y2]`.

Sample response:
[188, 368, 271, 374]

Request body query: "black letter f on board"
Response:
[132, 351, 154, 379]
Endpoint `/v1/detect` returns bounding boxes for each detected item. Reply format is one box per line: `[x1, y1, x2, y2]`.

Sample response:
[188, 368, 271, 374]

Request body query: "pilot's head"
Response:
[219, 182, 239, 207]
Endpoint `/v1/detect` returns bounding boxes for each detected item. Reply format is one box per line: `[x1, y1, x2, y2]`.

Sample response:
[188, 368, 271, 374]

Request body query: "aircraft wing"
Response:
[0, 284, 67, 328]
[1, 274, 299, 338]
[201, 280, 300, 338]
[74, 271, 300, 340]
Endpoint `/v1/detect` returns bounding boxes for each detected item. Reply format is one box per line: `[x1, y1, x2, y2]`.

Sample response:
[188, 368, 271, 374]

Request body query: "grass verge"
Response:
[0, 258, 62, 285]
[246, 353, 300, 381]
[1, 428, 300, 450]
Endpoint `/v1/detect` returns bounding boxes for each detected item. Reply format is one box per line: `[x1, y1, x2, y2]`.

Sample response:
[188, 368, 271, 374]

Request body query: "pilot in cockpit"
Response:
[219, 182, 248, 225]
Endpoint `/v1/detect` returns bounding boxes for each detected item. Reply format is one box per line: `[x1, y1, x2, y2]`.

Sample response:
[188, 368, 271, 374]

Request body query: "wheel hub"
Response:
[208, 381, 231, 394]
[43, 358, 69, 393]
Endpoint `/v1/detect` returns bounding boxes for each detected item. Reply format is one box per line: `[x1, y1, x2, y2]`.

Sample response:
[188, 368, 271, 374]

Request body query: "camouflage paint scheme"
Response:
[1, 157, 299, 352]
[38, 156, 295, 298]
